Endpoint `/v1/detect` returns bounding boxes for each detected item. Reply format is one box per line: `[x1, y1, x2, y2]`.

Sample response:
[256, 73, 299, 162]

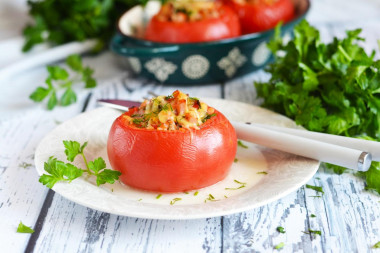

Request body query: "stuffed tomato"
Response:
[107, 90, 237, 192]
[225, 0, 295, 34]
[144, 1, 241, 43]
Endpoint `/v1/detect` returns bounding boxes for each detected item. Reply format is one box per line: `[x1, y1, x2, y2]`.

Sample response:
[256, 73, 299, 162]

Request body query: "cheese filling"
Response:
[124, 90, 216, 130]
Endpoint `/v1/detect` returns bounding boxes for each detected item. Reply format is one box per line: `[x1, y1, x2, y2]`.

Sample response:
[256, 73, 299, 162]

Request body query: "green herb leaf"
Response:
[237, 140, 248, 149]
[306, 184, 324, 195]
[277, 227, 286, 233]
[310, 214, 316, 218]
[47, 66, 69, 80]
[274, 242, 285, 250]
[234, 158, 238, 163]
[60, 87, 77, 106]
[257, 171, 268, 175]
[88, 157, 106, 174]
[373, 241, 380, 248]
[39, 157, 83, 188]
[156, 194, 162, 199]
[66, 54, 83, 71]
[95, 169, 121, 186]
[29, 87, 50, 102]
[84, 77, 97, 88]
[47, 91, 57, 110]
[63, 140, 81, 162]
[16, 222, 35, 234]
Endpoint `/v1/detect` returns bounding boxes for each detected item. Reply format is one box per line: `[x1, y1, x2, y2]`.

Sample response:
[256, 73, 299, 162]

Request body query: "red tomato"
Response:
[144, 5, 241, 43]
[107, 107, 237, 192]
[226, 0, 295, 34]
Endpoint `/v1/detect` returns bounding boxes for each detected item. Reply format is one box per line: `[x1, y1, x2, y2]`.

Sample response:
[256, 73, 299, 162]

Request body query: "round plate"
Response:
[34, 98, 319, 219]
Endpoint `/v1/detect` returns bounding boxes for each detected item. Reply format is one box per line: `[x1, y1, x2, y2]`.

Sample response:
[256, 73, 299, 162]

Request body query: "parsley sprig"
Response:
[255, 20, 380, 194]
[30, 55, 96, 110]
[22, 0, 151, 52]
[39, 140, 121, 188]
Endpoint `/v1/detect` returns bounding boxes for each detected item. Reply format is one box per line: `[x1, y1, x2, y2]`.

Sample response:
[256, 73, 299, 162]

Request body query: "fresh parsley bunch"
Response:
[23, 0, 149, 52]
[29, 54, 96, 110]
[255, 20, 380, 194]
[39, 140, 121, 188]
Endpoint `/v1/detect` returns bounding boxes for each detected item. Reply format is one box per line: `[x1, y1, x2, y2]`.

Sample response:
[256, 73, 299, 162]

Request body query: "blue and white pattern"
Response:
[128, 57, 142, 74]
[217, 47, 247, 77]
[251, 42, 271, 66]
[181, 55, 210, 79]
[145, 58, 177, 82]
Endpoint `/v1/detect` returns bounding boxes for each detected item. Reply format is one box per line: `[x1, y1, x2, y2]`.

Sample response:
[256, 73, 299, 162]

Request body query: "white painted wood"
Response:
[0, 92, 93, 252]
[1, 0, 380, 252]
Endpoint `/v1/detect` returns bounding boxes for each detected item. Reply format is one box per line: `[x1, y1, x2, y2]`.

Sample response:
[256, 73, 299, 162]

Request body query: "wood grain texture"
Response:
[0, 91, 92, 251]
[2, 0, 380, 252]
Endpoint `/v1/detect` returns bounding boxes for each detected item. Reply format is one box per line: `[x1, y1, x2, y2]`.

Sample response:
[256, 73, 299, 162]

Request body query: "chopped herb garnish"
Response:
[202, 113, 217, 123]
[19, 162, 32, 169]
[234, 158, 238, 163]
[310, 214, 316, 218]
[138, 198, 142, 201]
[257, 171, 268, 175]
[306, 184, 324, 195]
[237, 140, 248, 149]
[170, 198, 182, 205]
[165, 95, 174, 100]
[183, 191, 189, 194]
[309, 196, 322, 198]
[304, 229, 321, 236]
[156, 194, 162, 199]
[194, 191, 199, 196]
[204, 194, 218, 203]
[276, 227, 286, 233]
[224, 195, 228, 198]
[225, 179, 247, 190]
[274, 242, 285, 250]
[16, 222, 34, 234]
[234, 179, 245, 185]
[373, 241, 380, 248]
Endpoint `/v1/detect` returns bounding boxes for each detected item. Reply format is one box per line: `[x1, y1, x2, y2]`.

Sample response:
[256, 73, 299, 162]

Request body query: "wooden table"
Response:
[1, 0, 380, 252]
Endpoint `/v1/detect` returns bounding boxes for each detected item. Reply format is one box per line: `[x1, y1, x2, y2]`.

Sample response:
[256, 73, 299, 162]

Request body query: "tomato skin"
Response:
[226, 0, 295, 34]
[144, 5, 241, 43]
[107, 108, 237, 193]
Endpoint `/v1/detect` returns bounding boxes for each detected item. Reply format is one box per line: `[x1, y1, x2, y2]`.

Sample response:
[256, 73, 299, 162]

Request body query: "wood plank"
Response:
[0, 89, 92, 251]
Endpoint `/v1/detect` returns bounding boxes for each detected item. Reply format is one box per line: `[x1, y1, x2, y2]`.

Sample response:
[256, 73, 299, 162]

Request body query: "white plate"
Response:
[34, 98, 319, 220]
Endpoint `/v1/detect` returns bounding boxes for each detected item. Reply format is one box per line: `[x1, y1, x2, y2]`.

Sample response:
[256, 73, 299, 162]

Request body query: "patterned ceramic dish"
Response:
[111, 0, 310, 84]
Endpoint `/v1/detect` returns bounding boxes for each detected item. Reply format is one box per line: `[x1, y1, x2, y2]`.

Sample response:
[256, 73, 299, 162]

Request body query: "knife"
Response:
[97, 99, 373, 171]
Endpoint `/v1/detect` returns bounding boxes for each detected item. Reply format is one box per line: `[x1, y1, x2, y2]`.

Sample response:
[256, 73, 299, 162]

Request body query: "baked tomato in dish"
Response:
[144, 1, 241, 43]
[225, 0, 295, 34]
[107, 90, 237, 193]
